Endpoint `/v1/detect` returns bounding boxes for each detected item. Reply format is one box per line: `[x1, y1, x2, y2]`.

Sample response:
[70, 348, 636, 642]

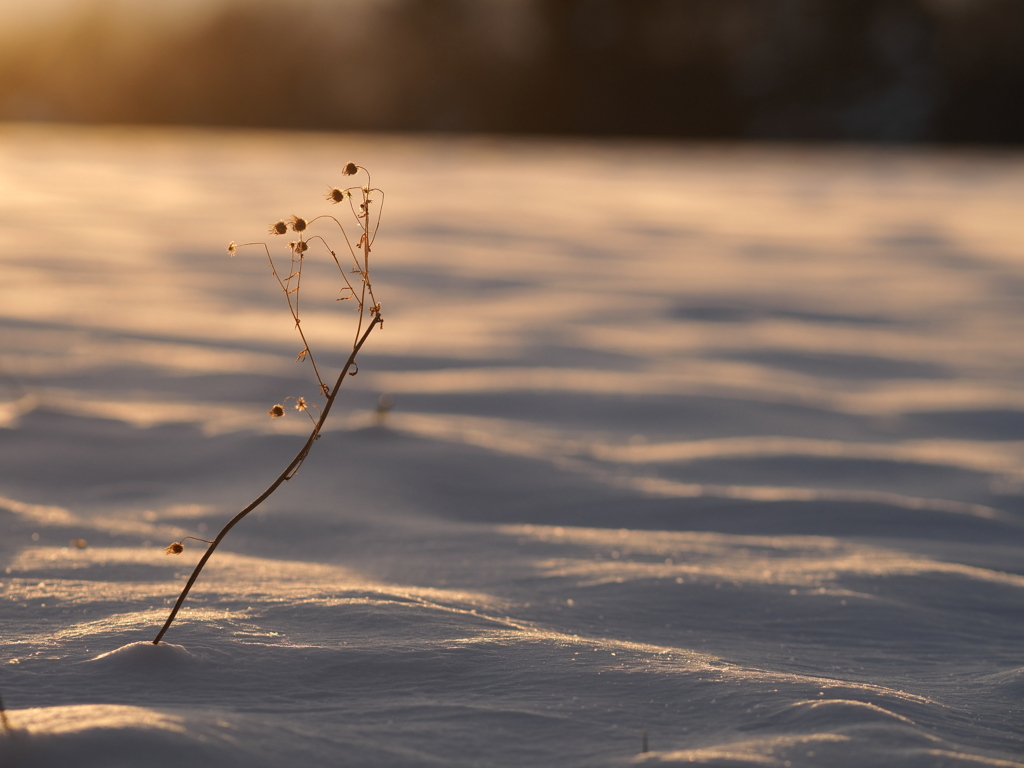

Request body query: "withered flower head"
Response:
[165, 541, 185, 555]
[268, 404, 286, 418]
[227, 241, 237, 256]
[294, 397, 308, 412]
[270, 221, 288, 236]
[343, 162, 359, 176]
[289, 216, 307, 232]
[326, 188, 345, 203]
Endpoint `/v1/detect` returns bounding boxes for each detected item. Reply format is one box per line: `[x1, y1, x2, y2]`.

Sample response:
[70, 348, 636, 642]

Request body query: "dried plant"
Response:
[152, 163, 383, 645]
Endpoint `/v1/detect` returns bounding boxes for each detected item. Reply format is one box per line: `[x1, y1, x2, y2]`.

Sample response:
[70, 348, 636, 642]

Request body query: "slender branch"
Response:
[368, 189, 384, 247]
[305, 234, 359, 303]
[152, 313, 383, 645]
[263, 243, 329, 394]
[282, 246, 329, 395]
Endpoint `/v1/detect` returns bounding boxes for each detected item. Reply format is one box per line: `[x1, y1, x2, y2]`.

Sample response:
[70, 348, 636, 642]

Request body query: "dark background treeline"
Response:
[1, 0, 1022, 143]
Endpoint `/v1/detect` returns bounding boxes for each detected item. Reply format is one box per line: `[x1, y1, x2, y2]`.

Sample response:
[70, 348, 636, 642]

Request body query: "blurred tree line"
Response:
[1, 0, 1021, 143]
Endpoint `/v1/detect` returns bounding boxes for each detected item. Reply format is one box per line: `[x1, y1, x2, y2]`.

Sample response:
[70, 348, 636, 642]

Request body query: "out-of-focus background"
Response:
[1, 0, 1022, 144]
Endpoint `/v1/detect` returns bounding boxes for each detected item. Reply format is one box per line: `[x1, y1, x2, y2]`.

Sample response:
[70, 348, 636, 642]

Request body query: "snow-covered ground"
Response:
[1, 124, 1023, 767]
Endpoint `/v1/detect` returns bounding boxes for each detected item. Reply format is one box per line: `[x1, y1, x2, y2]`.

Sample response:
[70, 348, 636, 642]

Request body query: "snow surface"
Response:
[1, 124, 1023, 767]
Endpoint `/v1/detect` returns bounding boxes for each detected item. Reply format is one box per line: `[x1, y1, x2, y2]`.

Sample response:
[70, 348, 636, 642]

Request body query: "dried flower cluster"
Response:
[154, 163, 385, 645]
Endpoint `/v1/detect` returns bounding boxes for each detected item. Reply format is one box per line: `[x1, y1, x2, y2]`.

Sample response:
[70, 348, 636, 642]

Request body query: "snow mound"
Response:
[0, 704, 249, 768]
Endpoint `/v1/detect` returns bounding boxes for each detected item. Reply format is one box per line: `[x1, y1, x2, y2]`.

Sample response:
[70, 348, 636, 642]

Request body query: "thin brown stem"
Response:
[309, 214, 360, 270]
[353, 184, 377, 344]
[305, 234, 359, 302]
[368, 189, 384, 246]
[267, 244, 329, 396]
[152, 314, 383, 645]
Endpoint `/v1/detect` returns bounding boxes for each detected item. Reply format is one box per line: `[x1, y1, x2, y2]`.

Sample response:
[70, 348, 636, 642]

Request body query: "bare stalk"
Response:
[153, 312, 381, 645]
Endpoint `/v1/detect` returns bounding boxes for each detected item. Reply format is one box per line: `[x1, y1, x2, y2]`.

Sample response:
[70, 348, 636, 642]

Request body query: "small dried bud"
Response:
[165, 541, 185, 555]
[268, 404, 286, 418]
[289, 216, 307, 232]
[343, 162, 359, 176]
[270, 221, 288, 235]
[227, 241, 237, 256]
[294, 397, 308, 412]
[326, 188, 345, 203]
[288, 240, 309, 254]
